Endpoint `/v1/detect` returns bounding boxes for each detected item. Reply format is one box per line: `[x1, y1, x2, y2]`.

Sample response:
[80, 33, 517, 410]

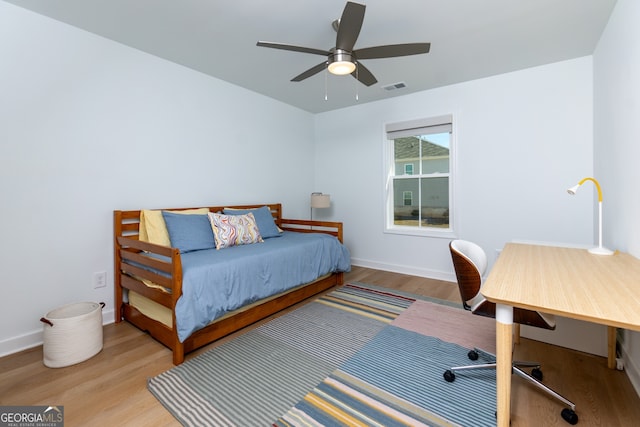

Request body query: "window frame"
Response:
[383, 114, 456, 238]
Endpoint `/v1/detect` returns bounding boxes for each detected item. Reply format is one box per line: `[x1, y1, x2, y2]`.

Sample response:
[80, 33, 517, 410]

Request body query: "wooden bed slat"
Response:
[280, 218, 343, 242]
[116, 236, 178, 258]
[120, 222, 140, 233]
[119, 263, 173, 290]
[119, 249, 173, 275]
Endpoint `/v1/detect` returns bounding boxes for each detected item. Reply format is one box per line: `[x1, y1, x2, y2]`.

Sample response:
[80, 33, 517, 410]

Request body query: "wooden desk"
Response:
[482, 243, 640, 427]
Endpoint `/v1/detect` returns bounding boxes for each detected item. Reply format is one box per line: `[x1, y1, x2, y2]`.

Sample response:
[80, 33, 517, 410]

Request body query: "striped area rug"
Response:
[147, 283, 415, 426]
[274, 299, 497, 427]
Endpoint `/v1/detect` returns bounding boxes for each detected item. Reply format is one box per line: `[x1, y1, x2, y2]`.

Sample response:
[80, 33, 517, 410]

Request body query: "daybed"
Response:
[114, 203, 350, 365]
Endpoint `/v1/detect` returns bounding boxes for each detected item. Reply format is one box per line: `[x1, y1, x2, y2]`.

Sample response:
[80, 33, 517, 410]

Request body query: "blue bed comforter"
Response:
[174, 231, 350, 342]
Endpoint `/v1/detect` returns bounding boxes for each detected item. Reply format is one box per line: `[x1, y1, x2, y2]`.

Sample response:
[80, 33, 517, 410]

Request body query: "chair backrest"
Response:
[449, 239, 556, 328]
[449, 240, 488, 310]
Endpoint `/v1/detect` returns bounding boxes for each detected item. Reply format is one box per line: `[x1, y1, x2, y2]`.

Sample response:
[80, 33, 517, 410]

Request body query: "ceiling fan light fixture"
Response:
[328, 50, 356, 75]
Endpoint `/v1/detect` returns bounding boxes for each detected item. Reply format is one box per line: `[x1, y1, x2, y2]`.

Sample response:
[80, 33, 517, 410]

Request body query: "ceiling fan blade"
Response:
[335, 2, 366, 52]
[291, 62, 327, 82]
[257, 41, 330, 57]
[352, 62, 377, 86]
[355, 43, 431, 60]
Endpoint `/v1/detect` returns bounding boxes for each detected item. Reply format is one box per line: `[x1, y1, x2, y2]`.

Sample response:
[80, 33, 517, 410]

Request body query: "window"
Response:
[403, 191, 413, 206]
[384, 115, 453, 236]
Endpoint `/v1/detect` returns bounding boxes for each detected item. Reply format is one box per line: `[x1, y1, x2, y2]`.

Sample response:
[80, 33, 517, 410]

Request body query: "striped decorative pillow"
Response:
[208, 212, 263, 250]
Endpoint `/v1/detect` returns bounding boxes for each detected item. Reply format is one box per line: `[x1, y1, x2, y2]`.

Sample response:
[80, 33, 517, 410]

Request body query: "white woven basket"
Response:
[41, 302, 104, 368]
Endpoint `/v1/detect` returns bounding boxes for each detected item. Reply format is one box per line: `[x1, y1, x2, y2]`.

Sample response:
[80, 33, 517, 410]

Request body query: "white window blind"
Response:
[385, 114, 453, 140]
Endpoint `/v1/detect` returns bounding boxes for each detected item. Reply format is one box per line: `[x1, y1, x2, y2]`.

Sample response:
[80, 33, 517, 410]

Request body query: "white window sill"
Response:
[384, 225, 457, 239]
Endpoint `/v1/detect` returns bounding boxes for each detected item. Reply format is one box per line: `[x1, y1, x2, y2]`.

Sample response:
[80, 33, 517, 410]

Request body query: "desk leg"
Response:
[608, 326, 617, 369]
[496, 304, 514, 427]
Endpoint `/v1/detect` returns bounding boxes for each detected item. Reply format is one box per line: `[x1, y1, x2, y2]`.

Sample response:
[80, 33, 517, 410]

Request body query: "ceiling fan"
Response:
[256, 1, 430, 87]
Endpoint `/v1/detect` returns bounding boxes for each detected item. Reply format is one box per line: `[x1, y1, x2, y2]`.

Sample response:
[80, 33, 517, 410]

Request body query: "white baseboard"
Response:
[0, 309, 115, 359]
[350, 257, 457, 283]
[620, 341, 640, 398]
[521, 319, 608, 357]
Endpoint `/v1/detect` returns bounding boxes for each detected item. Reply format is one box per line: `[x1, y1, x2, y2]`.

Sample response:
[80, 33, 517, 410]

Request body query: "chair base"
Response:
[444, 348, 578, 424]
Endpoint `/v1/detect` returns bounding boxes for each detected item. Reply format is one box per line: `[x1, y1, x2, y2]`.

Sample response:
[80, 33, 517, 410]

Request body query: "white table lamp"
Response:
[310, 192, 330, 220]
[567, 177, 613, 255]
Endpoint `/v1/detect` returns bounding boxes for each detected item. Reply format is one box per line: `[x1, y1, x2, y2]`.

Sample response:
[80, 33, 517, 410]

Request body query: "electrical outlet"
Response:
[93, 271, 107, 289]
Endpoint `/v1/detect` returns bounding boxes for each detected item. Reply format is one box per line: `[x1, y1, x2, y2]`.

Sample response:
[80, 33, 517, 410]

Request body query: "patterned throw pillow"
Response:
[222, 206, 282, 239]
[208, 212, 263, 250]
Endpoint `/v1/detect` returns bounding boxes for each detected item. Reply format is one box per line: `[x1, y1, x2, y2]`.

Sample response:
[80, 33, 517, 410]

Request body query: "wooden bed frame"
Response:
[114, 203, 345, 365]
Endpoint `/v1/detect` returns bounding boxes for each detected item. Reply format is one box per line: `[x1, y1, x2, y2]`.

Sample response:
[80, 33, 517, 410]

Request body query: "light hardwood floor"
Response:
[1, 266, 639, 426]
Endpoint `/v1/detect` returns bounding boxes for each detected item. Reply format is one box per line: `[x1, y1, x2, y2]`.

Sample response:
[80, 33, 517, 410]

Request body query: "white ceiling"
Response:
[5, 0, 617, 113]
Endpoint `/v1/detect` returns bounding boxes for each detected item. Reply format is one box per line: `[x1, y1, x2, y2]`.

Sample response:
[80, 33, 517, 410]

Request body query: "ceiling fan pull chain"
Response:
[355, 62, 359, 101]
[325, 65, 328, 101]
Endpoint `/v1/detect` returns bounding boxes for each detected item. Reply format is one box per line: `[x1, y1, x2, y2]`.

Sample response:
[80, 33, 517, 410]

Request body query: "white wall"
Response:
[315, 57, 595, 280]
[593, 0, 640, 393]
[0, 2, 315, 356]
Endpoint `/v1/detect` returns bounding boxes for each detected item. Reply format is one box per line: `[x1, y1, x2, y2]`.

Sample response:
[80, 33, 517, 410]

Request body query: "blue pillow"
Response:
[161, 212, 216, 253]
[222, 206, 282, 239]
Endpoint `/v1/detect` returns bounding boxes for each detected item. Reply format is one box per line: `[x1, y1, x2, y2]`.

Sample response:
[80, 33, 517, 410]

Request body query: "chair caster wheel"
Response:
[532, 367, 543, 381]
[561, 408, 578, 425]
[443, 370, 456, 382]
[468, 350, 479, 360]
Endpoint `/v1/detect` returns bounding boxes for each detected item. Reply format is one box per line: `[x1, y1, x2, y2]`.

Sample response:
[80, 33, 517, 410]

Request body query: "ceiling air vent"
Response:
[382, 82, 407, 91]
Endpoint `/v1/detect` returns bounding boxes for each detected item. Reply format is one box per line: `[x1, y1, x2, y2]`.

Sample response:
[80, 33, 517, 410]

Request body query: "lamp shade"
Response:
[566, 184, 580, 195]
[310, 193, 331, 208]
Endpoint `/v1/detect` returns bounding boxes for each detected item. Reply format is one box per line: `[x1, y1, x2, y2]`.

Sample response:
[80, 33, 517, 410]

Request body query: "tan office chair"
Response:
[445, 239, 578, 425]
